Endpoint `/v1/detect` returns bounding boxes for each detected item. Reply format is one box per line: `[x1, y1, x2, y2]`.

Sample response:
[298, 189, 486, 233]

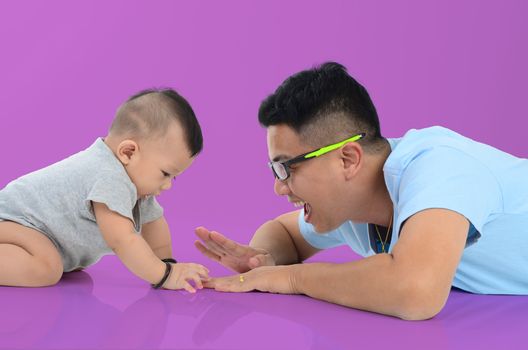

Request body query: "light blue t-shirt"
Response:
[299, 126, 528, 294]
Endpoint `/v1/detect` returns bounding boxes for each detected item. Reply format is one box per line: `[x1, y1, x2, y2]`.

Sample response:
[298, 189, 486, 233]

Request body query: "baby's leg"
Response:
[0, 221, 63, 287]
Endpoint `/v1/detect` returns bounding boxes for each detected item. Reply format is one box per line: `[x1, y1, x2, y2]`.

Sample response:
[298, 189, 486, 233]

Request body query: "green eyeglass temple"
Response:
[303, 133, 366, 159]
[269, 132, 366, 181]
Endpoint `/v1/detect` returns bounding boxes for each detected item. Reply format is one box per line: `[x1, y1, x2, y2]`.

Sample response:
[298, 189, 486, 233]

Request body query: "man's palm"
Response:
[194, 227, 275, 273]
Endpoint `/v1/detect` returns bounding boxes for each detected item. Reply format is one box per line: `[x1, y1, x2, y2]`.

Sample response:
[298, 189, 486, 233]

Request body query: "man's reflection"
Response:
[1, 272, 526, 349]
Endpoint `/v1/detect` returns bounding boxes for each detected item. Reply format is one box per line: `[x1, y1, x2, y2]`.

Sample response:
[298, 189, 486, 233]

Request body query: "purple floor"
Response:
[1, 255, 526, 350]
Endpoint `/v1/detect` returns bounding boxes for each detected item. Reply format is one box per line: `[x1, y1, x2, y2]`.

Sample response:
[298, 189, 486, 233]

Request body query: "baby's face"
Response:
[126, 122, 195, 198]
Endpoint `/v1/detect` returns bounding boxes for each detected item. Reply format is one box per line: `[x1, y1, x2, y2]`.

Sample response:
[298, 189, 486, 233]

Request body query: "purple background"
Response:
[2, 1, 526, 274]
[1, 1, 527, 266]
[1, 1, 528, 349]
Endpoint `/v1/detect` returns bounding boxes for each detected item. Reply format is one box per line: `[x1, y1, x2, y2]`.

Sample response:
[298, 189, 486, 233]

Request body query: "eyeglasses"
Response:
[268, 133, 366, 181]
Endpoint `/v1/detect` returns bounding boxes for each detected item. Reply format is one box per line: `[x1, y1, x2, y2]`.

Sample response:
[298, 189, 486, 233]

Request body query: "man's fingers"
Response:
[194, 226, 211, 241]
[198, 229, 249, 259]
[208, 230, 228, 244]
[203, 278, 216, 289]
[211, 278, 233, 292]
[204, 237, 230, 257]
[202, 274, 255, 293]
[193, 240, 206, 253]
[195, 227, 230, 256]
[202, 277, 232, 291]
[194, 241, 246, 273]
[248, 256, 263, 269]
[194, 240, 222, 262]
[248, 254, 275, 268]
[210, 231, 248, 258]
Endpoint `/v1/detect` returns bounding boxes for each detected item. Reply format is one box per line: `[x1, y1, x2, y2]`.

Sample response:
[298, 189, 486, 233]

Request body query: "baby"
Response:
[0, 88, 209, 292]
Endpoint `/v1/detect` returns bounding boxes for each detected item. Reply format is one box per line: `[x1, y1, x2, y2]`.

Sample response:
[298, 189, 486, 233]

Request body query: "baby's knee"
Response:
[32, 258, 63, 286]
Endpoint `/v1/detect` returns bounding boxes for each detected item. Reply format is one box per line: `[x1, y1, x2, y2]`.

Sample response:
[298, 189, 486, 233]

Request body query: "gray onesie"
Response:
[0, 138, 163, 272]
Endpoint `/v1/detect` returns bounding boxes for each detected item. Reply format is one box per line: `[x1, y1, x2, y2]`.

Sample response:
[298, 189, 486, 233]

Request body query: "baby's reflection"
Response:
[1, 271, 118, 349]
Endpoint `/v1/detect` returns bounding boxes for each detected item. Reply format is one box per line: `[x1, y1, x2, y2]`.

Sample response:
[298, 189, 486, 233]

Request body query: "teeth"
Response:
[292, 201, 305, 208]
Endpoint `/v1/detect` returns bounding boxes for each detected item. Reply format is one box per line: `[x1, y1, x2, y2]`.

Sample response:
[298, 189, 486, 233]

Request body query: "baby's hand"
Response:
[163, 263, 210, 293]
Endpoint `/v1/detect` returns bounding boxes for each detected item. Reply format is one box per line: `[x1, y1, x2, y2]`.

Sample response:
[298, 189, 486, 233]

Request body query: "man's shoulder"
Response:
[389, 125, 463, 153]
[385, 126, 484, 174]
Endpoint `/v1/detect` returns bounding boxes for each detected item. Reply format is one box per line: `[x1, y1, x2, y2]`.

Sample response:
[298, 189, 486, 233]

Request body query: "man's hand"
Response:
[203, 265, 300, 295]
[194, 226, 276, 273]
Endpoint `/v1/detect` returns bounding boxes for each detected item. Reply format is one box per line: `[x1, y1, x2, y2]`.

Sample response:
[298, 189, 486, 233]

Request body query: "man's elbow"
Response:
[396, 279, 449, 321]
[398, 302, 444, 321]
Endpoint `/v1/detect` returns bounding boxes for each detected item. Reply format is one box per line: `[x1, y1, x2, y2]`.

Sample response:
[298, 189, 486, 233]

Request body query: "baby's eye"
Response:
[161, 170, 171, 177]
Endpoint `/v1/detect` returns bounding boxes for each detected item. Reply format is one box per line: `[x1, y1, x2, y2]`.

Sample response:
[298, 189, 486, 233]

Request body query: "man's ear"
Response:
[340, 142, 362, 180]
[116, 140, 139, 165]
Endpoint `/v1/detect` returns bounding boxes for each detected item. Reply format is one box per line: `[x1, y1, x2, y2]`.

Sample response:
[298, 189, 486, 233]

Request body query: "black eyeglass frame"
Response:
[268, 133, 366, 181]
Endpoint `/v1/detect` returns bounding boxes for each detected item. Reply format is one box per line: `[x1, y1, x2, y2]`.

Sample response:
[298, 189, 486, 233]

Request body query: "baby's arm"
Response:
[93, 202, 209, 291]
[141, 216, 173, 260]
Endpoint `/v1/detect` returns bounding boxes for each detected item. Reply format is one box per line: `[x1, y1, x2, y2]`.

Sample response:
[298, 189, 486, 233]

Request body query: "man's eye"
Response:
[161, 171, 171, 177]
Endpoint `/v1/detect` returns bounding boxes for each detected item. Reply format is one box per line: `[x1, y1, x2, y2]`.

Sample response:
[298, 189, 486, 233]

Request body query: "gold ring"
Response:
[239, 275, 245, 283]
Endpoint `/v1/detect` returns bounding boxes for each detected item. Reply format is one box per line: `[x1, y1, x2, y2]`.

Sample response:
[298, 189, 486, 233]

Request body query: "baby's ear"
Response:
[117, 140, 138, 164]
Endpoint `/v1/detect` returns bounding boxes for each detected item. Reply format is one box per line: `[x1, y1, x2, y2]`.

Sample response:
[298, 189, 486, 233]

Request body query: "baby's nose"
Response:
[161, 180, 172, 191]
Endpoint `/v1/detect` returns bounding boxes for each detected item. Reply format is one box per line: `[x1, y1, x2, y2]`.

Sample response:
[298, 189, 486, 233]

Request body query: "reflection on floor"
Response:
[1, 255, 527, 349]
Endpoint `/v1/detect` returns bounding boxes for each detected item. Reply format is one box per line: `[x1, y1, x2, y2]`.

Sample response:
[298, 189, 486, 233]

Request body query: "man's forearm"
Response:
[249, 220, 300, 265]
[291, 254, 445, 320]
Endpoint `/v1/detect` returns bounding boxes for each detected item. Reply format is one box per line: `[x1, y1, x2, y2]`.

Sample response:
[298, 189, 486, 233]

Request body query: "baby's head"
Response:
[105, 88, 203, 198]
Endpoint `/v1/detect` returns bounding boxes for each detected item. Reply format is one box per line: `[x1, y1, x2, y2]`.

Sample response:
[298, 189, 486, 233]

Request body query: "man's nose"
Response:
[274, 178, 291, 196]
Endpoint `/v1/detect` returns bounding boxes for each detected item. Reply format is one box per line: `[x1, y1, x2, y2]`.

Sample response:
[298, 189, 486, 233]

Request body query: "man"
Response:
[195, 62, 528, 320]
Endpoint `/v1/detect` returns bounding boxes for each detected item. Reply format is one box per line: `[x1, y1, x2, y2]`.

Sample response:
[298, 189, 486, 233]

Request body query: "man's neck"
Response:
[360, 139, 393, 227]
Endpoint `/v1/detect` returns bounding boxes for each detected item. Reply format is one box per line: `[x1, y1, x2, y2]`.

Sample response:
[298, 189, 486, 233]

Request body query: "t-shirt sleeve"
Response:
[298, 210, 346, 249]
[139, 196, 164, 224]
[85, 175, 137, 223]
[397, 146, 502, 234]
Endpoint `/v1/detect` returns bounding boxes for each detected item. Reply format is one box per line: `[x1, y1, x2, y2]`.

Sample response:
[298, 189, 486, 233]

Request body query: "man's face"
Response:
[126, 122, 194, 198]
[267, 124, 349, 233]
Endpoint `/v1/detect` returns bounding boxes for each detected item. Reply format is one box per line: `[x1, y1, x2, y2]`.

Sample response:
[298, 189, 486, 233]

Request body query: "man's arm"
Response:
[207, 208, 468, 320]
[249, 210, 321, 265]
[194, 210, 320, 272]
[293, 208, 468, 319]
[141, 216, 173, 260]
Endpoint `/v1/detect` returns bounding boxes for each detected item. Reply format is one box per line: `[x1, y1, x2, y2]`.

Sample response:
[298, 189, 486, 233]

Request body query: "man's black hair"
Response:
[258, 62, 383, 148]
